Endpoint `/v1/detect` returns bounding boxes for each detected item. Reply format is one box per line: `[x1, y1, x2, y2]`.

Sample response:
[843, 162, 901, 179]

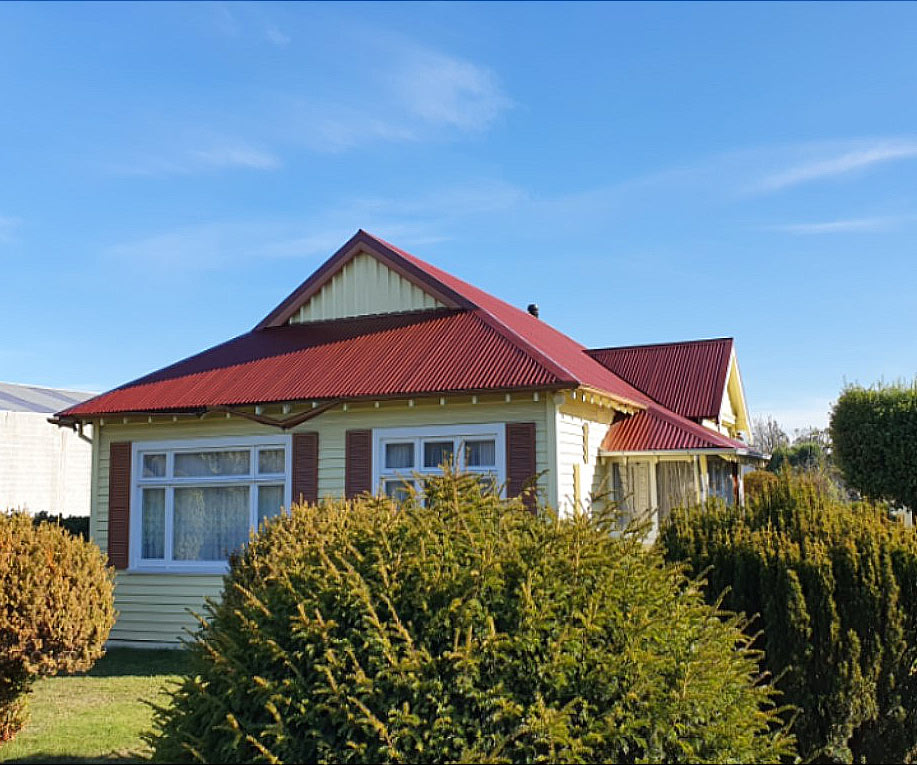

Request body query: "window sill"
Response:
[126, 565, 230, 576]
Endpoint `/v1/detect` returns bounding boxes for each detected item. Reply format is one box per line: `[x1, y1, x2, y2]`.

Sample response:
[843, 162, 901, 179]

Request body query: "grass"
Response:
[0, 648, 191, 764]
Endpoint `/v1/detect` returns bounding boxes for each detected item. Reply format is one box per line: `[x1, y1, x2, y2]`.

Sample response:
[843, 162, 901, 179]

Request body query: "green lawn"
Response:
[0, 648, 191, 765]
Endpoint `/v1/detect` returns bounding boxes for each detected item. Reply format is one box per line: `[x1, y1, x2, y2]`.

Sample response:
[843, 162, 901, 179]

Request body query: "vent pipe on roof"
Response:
[527, 303, 539, 318]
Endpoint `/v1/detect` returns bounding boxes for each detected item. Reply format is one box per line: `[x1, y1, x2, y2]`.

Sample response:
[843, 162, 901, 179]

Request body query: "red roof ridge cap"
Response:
[587, 337, 733, 354]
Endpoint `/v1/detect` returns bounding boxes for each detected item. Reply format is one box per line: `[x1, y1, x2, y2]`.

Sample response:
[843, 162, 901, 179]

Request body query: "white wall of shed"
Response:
[0, 410, 92, 516]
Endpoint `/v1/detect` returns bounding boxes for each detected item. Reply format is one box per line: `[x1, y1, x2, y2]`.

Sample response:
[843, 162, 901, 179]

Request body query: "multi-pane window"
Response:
[375, 424, 505, 501]
[132, 437, 290, 570]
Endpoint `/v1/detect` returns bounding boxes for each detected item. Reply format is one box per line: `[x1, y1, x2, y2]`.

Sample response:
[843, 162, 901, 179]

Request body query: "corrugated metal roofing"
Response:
[360, 232, 652, 407]
[586, 338, 733, 420]
[57, 229, 746, 465]
[0, 381, 96, 414]
[60, 310, 567, 416]
[60, 231, 655, 419]
[601, 405, 751, 453]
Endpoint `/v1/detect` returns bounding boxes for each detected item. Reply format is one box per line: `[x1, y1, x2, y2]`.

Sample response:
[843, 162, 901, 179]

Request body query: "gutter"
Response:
[599, 447, 765, 459]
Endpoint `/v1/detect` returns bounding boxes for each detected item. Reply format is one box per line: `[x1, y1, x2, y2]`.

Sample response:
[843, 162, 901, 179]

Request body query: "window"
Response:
[374, 424, 505, 501]
[707, 457, 735, 506]
[131, 436, 291, 571]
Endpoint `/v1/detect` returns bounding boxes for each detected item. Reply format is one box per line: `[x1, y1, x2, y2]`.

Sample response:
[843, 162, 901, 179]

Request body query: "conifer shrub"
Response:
[743, 469, 778, 500]
[152, 471, 793, 764]
[831, 380, 917, 509]
[660, 472, 917, 763]
[0, 512, 115, 741]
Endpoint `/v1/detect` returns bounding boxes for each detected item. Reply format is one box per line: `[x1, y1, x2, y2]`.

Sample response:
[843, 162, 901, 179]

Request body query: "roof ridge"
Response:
[364, 232, 649, 407]
[587, 337, 733, 354]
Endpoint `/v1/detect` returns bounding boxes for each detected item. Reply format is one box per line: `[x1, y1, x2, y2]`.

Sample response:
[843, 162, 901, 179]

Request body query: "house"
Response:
[1, 381, 95, 516]
[53, 230, 763, 646]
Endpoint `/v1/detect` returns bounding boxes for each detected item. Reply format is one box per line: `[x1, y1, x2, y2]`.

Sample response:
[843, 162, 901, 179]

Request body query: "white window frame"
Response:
[130, 435, 292, 573]
[372, 423, 506, 500]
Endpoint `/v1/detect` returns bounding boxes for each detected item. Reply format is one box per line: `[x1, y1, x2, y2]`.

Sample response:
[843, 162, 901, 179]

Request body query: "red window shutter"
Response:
[291, 431, 319, 505]
[345, 429, 372, 499]
[506, 422, 537, 510]
[107, 441, 132, 570]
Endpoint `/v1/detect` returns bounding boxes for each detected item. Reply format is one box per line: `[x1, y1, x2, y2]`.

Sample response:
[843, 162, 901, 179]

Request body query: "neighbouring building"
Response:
[1, 381, 95, 516]
[53, 230, 764, 645]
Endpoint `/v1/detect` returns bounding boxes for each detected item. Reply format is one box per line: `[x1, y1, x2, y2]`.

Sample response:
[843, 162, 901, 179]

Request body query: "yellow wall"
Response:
[290, 252, 444, 324]
[92, 394, 550, 644]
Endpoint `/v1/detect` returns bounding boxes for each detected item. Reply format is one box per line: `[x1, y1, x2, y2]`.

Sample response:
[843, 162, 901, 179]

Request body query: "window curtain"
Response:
[611, 463, 632, 526]
[173, 486, 250, 560]
[706, 457, 735, 506]
[656, 461, 695, 522]
[141, 488, 165, 559]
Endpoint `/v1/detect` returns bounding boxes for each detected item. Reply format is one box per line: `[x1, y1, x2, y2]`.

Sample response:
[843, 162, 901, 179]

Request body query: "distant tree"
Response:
[751, 416, 788, 454]
[831, 380, 917, 510]
[31, 511, 89, 540]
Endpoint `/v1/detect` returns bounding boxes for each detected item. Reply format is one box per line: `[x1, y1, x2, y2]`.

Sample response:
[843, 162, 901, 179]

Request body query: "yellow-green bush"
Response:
[0, 512, 116, 741]
[743, 469, 778, 500]
[660, 472, 917, 763]
[152, 472, 793, 764]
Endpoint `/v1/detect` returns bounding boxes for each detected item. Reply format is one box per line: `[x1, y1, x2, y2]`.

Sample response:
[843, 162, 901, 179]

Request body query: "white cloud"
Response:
[756, 140, 917, 192]
[0, 216, 20, 243]
[190, 143, 280, 170]
[264, 25, 290, 47]
[291, 45, 512, 152]
[769, 215, 909, 234]
[113, 140, 280, 176]
[390, 49, 512, 132]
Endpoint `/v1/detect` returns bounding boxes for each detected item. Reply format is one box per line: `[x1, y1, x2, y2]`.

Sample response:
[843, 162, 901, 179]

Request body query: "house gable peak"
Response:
[256, 230, 474, 330]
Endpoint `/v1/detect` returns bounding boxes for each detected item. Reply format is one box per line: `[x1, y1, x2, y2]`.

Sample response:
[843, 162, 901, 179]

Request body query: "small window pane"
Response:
[475, 474, 497, 494]
[385, 442, 414, 470]
[173, 486, 250, 561]
[384, 479, 413, 503]
[258, 449, 285, 475]
[142, 454, 166, 478]
[258, 485, 285, 525]
[424, 441, 454, 468]
[141, 488, 165, 559]
[174, 450, 250, 477]
[465, 440, 496, 467]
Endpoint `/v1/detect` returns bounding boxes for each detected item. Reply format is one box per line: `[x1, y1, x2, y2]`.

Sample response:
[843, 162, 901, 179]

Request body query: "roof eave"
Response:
[599, 447, 764, 458]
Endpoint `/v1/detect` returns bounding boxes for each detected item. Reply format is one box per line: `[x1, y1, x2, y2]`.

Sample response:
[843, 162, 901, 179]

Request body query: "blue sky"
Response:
[3, 2, 916, 432]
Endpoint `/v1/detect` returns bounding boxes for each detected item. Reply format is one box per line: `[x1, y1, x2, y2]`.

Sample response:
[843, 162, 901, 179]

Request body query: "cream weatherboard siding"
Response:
[552, 393, 617, 516]
[290, 252, 444, 324]
[92, 395, 550, 645]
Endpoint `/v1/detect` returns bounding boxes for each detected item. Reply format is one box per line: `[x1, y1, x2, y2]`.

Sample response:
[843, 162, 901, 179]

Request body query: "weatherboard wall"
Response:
[92, 395, 550, 644]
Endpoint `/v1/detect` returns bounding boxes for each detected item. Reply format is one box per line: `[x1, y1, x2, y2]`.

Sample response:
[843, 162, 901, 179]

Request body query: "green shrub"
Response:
[743, 469, 778, 500]
[0, 512, 116, 742]
[660, 472, 917, 763]
[152, 471, 793, 764]
[831, 380, 917, 509]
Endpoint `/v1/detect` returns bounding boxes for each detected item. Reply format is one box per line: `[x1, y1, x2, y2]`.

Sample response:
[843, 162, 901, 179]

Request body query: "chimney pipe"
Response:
[527, 303, 539, 318]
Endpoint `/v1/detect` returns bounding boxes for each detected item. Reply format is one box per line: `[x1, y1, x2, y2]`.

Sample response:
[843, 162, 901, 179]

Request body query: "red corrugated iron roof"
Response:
[60, 310, 569, 416]
[601, 405, 752, 453]
[586, 338, 733, 421]
[359, 232, 653, 407]
[58, 229, 742, 461]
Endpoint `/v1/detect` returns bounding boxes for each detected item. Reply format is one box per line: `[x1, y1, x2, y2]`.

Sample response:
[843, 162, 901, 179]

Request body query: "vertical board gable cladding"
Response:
[292, 431, 319, 505]
[345, 429, 372, 498]
[291, 252, 445, 324]
[506, 422, 537, 509]
[107, 441, 131, 569]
